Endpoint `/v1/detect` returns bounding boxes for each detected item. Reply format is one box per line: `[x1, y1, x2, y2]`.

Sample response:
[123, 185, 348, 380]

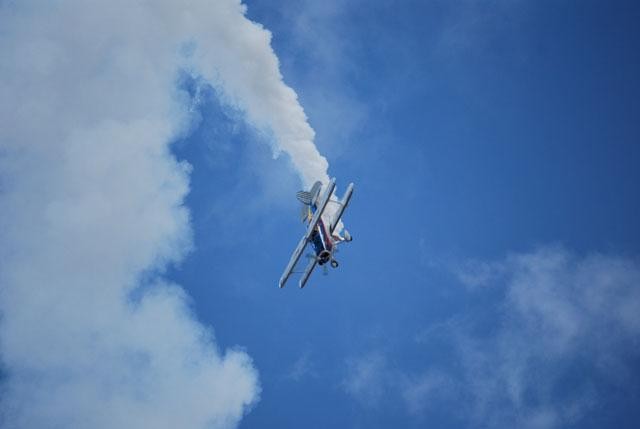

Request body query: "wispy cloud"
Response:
[275, 0, 369, 158]
[435, 0, 530, 61]
[343, 247, 640, 427]
[443, 246, 640, 427]
[284, 350, 318, 382]
[342, 352, 389, 407]
[342, 351, 457, 417]
[400, 369, 457, 416]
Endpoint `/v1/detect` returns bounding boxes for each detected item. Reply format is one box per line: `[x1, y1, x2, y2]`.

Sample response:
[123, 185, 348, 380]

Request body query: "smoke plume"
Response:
[185, 2, 331, 188]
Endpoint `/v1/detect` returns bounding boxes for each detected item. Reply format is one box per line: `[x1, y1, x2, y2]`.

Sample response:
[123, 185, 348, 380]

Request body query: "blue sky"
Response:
[165, 1, 640, 428]
[1, 1, 639, 428]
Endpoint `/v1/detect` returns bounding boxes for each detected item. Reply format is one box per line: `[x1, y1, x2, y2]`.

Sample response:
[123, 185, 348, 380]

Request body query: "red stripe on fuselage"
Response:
[318, 219, 333, 251]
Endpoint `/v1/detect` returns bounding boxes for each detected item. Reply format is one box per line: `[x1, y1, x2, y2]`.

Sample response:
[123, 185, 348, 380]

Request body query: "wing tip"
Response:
[278, 276, 288, 288]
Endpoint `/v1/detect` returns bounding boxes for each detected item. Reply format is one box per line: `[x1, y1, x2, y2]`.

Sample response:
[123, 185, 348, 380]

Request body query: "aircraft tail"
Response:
[296, 181, 323, 222]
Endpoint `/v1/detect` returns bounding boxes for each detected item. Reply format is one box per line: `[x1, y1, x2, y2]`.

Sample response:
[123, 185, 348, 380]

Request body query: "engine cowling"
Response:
[318, 250, 332, 265]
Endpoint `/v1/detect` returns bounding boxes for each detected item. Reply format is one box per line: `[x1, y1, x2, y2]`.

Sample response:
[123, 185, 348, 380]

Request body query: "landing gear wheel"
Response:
[330, 260, 339, 268]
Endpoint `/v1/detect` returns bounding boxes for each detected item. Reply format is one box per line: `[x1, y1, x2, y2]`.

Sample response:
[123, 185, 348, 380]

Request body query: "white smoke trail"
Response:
[0, 0, 335, 427]
[184, 2, 331, 188]
[178, 2, 343, 228]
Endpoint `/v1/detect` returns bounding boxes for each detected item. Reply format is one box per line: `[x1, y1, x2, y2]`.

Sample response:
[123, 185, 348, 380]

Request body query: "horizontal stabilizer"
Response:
[297, 181, 323, 205]
[296, 191, 312, 205]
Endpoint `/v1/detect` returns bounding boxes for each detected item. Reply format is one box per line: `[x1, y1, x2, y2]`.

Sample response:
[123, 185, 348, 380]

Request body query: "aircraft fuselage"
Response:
[309, 202, 333, 265]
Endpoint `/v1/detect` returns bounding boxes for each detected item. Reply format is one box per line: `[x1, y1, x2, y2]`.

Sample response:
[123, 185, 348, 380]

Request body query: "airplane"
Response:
[279, 177, 354, 289]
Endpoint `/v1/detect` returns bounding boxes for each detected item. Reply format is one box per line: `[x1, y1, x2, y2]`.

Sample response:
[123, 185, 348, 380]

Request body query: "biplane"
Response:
[279, 178, 354, 288]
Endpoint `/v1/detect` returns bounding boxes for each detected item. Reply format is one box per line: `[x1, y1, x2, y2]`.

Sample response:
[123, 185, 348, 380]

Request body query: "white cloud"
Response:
[0, 0, 331, 427]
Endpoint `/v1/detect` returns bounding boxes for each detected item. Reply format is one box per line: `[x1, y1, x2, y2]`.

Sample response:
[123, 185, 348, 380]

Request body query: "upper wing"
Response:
[329, 182, 354, 234]
[278, 178, 336, 288]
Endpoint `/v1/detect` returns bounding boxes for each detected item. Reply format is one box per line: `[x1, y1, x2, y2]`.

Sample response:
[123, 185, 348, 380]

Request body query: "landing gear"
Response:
[330, 259, 339, 268]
